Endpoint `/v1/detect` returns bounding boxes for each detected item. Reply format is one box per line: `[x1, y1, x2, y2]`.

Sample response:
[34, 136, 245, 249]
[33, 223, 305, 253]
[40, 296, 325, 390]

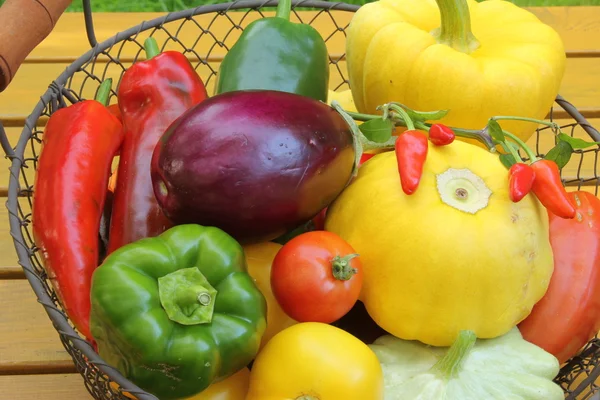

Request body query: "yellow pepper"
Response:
[243, 242, 297, 350]
[346, 0, 566, 145]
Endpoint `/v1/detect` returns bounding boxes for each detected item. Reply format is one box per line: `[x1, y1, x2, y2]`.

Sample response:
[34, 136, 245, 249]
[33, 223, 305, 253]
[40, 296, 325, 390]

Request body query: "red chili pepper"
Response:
[31, 79, 123, 341]
[530, 159, 576, 219]
[395, 130, 429, 195]
[508, 163, 535, 203]
[107, 38, 208, 254]
[428, 123, 455, 146]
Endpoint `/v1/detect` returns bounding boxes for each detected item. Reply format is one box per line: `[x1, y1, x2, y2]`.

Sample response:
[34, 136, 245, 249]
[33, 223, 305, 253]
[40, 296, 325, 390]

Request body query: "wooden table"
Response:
[1, 6, 600, 399]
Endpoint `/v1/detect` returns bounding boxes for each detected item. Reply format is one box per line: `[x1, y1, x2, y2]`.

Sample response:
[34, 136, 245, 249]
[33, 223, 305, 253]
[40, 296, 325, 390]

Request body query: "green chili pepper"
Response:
[90, 224, 267, 400]
[214, 0, 329, 102]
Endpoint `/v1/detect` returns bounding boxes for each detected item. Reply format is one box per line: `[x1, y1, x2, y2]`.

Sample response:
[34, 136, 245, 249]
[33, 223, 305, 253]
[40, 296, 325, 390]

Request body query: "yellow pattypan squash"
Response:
[346, 0, 566, 145]
[324, 140, 554, 346]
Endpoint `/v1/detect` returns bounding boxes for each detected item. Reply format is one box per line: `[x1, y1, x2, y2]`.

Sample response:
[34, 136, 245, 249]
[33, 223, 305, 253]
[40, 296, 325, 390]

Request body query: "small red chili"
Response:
[428, 123, 455, 146]
[395, 130, 429, 195]
[508, 163, 536, 203]
[530, 159, 576, 219]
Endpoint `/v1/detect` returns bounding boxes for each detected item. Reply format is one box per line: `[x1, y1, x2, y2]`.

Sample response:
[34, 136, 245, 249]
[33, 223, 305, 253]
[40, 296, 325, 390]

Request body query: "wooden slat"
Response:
[0, 55, 599, 127]
[23, 8, 600, 62]
[26, 11, 351, 63]
[0, 210, 20, 268]
[529, 6, 600, 57]
[0, 280, 75, 374]
[0, 374, 91, 400]
[0, 265, 25, 279]
[0, 57, 350, 127]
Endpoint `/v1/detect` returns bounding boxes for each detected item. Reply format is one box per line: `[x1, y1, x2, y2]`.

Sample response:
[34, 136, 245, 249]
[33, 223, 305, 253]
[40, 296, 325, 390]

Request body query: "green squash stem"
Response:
[431, 330, 477, 379]
[433, 0, 480, 53]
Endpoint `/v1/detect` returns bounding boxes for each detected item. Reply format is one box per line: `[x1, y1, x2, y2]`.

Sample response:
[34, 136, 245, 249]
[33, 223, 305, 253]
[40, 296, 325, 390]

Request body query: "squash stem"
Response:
[433, 0, 480, 53]
[431, 330, 477, 380]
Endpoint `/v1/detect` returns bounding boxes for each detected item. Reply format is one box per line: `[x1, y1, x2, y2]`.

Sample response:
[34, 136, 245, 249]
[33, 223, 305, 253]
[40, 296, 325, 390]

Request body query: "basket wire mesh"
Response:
[2, 0, 600, 398]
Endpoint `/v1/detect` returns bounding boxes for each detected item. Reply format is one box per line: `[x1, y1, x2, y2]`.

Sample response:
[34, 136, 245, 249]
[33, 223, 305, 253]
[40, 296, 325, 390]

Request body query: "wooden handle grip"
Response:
[0, 0, 72, 92]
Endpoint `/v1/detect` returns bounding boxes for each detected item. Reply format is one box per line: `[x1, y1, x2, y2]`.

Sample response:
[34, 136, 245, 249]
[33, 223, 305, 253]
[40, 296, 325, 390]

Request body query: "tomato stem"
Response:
[331, 254, 360, 281]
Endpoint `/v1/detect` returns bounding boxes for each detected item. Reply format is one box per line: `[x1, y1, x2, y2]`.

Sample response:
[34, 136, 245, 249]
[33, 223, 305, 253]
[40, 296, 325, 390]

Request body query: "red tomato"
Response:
[518, 191, 600, 364]
[271, 230, 363, 324]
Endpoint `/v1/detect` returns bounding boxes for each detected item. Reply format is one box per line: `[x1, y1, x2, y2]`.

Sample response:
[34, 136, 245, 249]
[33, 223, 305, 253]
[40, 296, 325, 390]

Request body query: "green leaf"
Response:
[544, 140, 573, 169]
[487, 119, 505, 143]
[359, 118, 394, 143]
[499, 153, 517, 169]
[557, 133, 600, 149]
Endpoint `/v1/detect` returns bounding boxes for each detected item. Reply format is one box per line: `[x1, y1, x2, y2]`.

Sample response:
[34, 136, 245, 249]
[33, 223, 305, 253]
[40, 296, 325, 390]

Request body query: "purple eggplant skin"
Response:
[150, 89, 355, 244]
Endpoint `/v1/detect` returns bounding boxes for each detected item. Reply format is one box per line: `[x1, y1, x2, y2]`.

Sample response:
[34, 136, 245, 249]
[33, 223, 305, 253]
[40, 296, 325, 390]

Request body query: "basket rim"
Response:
[3, 1, 600, 399]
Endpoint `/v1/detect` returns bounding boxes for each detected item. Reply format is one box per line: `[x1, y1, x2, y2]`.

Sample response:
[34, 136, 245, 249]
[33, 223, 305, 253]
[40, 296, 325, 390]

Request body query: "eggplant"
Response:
[150, 90, 355, 244]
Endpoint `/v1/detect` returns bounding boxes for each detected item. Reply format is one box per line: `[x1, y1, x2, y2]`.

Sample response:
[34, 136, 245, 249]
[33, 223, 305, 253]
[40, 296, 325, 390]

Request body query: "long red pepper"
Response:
[395, 130, 429, 195]
[31, 79, 123, 340]
[530, 159, 576, 219]
[508, 163, 535, 203]
[107, 38, 208, 253]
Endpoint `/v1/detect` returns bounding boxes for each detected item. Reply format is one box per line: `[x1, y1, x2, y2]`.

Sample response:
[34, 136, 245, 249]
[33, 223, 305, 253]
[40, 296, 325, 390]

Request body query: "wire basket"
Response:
[2, 0, 600, 398]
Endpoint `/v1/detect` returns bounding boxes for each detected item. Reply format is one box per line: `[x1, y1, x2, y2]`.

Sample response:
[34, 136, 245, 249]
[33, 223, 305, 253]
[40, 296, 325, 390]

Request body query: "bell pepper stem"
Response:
[158, 267, 218, 325]
[296, 396, 319, 400]
[331, 254, 359, 281]
[276, 0, 292, 20]
[95, 78, 112, 107]
[433, 0, 480, 53]
[144, 37, 161, 59]
[431, 330, 477, 380]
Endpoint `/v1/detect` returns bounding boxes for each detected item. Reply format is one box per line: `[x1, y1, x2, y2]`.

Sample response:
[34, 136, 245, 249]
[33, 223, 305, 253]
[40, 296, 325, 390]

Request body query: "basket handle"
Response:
[0, 0, 72, 93]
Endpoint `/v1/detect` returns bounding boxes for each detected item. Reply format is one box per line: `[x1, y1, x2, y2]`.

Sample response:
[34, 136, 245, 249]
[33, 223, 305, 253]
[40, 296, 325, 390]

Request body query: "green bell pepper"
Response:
[90, 224, 267, 400]
[214, 0, 330, 102]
